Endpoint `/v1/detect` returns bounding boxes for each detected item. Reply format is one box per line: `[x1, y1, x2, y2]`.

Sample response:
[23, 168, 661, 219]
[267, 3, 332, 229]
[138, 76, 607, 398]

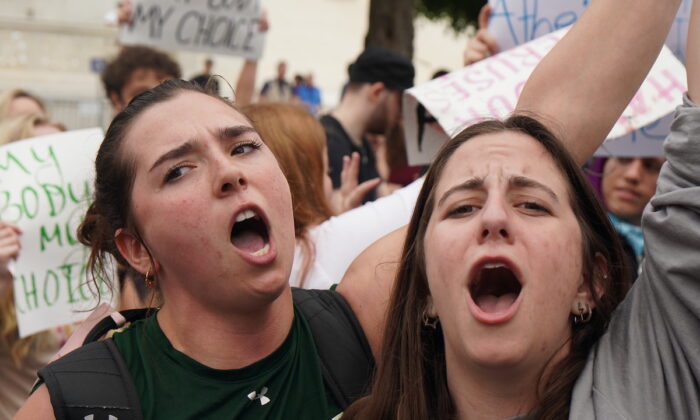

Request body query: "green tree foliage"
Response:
[416, 0, 488, 32]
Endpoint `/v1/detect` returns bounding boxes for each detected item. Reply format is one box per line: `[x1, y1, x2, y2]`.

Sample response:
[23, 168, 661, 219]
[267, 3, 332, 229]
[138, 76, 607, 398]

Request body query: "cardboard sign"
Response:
[487, 0, 691, 62]
[0, 129, 113, 337]
[403, 28, 686, 165]
[120, 0, 266, 60]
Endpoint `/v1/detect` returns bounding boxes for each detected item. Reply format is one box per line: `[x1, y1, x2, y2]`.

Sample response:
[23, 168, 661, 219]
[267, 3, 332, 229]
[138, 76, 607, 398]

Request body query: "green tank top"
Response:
[112, 306, 343, 419]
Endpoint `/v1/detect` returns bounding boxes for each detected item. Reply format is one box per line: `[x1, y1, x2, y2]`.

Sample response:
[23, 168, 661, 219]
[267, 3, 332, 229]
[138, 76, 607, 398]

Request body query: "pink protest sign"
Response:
[403, 28, 686, 165]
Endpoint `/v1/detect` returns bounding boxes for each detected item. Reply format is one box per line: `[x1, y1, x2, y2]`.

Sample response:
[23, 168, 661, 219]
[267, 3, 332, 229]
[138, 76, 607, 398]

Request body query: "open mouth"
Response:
[230, 209, 270, 256]
[469, 262, 522, 314]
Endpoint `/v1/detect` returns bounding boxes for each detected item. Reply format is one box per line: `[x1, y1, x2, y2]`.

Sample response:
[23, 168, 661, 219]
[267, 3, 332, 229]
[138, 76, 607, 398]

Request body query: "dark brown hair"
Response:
[344, 115, 629, 420]
[77, 79, 227, 293]
[101, 46, 181, 100]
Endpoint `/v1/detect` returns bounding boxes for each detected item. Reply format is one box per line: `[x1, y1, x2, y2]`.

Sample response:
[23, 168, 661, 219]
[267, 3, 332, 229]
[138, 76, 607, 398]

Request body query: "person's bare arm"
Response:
[234, 11, 267, 106]
[336, 226, 406, 359]
[516, 0, 682, 165]
[14, 385, 56, 420]
[234, 59, 258, 107]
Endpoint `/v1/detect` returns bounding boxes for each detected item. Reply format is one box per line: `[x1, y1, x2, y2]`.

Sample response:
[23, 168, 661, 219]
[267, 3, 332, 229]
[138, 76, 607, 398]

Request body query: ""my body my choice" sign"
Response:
[120, 0, 266, 60]
[1, 129, 112, 337]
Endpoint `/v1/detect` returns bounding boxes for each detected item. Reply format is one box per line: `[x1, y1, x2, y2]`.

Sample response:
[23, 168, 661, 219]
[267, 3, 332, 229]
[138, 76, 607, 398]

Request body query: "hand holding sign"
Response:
[0, 221, 21, 296]
[463, 5, 500, 66]
[117, 0, 134, 25]
[120, 0, 267, 60]
[0, 128, 112, 337]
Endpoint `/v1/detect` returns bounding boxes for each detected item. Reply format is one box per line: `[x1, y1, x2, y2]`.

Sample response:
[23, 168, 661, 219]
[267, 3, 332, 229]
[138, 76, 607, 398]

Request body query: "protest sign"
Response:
[0, 128, 112, 337]
[485, 0, 692, 159]
[403, 28, 686, 165]
[487, 0, 691, 62]
[120, 0, 265, 60]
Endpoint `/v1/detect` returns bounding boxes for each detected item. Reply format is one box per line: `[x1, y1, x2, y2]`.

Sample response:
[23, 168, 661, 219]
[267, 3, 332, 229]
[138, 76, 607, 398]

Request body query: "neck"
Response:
[446, 343, 570, 420]
[614, 212, 641, 226]
[331, 97, 370, 148]
[448, 364, 536, 420]
[157, 287, 294, 370]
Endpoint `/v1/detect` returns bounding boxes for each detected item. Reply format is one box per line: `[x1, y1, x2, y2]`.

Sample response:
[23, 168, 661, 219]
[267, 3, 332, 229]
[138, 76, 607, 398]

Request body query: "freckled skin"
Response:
[423, 132, 585, 379]
[124, 91, 296, 315]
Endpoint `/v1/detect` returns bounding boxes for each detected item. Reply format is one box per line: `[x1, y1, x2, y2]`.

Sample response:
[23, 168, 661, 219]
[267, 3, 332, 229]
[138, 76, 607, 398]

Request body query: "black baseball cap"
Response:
[348, 46, 415, 91]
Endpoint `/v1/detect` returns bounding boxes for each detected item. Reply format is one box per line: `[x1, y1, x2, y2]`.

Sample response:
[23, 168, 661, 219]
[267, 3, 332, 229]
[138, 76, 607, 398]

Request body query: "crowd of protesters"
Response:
[1, 0, 698, 419]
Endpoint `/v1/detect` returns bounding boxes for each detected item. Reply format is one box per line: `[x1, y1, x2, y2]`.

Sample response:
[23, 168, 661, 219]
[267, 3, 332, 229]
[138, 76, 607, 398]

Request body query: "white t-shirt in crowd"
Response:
[290, 178, 424, 290]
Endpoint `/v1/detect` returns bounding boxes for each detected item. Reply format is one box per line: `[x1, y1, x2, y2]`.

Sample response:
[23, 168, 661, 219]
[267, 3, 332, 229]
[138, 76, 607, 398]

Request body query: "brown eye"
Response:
[516, 201, 550, 214]
[164, 165, 192, 183]
[449, 204, 478, 217]
[232, 141, 262, 156]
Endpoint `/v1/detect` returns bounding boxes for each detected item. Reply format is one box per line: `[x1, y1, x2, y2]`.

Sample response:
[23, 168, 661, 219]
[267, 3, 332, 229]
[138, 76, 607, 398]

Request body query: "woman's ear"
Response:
[114, 228, 154, 275]
[571, 252, 608, 314]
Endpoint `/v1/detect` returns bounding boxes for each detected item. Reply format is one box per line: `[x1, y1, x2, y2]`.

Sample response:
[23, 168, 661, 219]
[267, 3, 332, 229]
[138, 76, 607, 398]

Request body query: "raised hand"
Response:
[0, 221, 21, 296]
[330, 152, 381, 214]
[463, 5, 500, 66]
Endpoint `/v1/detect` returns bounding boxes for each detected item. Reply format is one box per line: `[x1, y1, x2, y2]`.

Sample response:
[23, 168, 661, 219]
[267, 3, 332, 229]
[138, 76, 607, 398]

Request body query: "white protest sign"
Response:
[0, 129, 113, 337]
[485, 0, 692, 158]
[487, 0, 691, 62]
[403, 28, 686, 165]
[120, 0, 266, 60]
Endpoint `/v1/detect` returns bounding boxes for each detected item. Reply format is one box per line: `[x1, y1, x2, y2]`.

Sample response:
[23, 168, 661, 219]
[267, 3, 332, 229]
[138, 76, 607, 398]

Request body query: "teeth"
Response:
[235, 209, 257, 223]
[483, 262, 507, 269]
[251, 243, 270, 257]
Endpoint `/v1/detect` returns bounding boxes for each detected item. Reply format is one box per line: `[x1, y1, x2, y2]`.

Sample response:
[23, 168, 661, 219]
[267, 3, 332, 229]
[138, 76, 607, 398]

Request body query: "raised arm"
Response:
[234, 59, 258, 107]
[577, 5, 700, 416]
[234, 11, 267, 106]
[516, 0, 682, 165]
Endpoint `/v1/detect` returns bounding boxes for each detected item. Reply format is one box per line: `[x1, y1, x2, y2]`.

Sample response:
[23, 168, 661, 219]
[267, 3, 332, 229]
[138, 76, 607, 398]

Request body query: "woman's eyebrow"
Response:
[149, 140, 196, 173]
[509, 175, 559, 202]
[219, 125, 256, 140]
[147, 126, 256, 173]
[437, 177, 484, 208]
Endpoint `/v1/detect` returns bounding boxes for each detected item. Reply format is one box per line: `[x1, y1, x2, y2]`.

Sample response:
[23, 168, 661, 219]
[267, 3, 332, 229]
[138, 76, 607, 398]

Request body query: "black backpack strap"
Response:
[38, 339, 143, 420]
[82, 308, 152, 344]
[292, 287, 375, 409]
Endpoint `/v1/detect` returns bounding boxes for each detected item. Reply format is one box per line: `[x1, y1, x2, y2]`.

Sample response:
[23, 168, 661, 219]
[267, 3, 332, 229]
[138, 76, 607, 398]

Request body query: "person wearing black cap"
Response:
[320, 46, 414, 203]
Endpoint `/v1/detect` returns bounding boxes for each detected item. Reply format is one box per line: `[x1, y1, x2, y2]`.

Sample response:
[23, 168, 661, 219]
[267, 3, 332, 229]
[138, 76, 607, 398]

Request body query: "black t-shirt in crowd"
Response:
[320, 114, 379, 203]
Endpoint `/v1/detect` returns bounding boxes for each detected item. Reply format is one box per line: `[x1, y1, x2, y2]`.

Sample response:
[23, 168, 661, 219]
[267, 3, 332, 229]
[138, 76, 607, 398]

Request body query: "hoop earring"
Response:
[144, 268, 156, 289]
[573, 301, 592, 324]
[422, 310, 439, 329]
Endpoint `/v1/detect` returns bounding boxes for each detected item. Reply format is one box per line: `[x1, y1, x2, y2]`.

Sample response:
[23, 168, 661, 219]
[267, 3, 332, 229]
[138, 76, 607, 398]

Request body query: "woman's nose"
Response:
[214, 158, 247, 196]
[622, 159, 644, 183]
[478, 198, 512, 243]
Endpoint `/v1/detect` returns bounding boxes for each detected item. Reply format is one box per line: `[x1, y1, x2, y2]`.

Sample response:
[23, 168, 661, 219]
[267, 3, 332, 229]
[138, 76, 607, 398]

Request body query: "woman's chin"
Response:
[456, 336, 533, 372]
